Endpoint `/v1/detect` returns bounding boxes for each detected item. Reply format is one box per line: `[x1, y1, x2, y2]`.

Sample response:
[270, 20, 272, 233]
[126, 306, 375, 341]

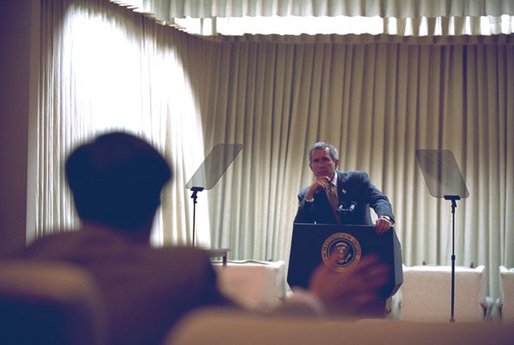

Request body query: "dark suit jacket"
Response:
[13, 227, 233, 345]
[294, 170, 395, 225]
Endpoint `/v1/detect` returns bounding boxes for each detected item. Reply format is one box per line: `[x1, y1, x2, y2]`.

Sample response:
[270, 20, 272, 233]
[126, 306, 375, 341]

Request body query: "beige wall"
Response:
[0, 0, 39, 256]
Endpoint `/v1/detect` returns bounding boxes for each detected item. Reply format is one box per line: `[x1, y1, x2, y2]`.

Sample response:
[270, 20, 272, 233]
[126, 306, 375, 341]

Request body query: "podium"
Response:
[287, 224, 403, 299]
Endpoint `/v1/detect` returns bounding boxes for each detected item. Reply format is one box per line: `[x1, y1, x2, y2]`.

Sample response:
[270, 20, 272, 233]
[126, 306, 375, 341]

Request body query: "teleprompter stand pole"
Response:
[190, 187, 204, 247]
[416, 149, 469, 323]
[444, 195, 460, 323]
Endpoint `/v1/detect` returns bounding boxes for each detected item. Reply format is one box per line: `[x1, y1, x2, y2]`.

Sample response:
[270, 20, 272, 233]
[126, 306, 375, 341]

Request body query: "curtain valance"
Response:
[111, 0, 513, 19]
[210, 33, 514, 45]
[110, 0, 514, 36]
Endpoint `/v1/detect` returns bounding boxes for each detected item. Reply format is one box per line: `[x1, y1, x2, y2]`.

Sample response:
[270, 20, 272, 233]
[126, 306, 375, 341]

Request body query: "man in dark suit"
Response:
[294, 141, 395, 234]
[293, 141, 396, 318]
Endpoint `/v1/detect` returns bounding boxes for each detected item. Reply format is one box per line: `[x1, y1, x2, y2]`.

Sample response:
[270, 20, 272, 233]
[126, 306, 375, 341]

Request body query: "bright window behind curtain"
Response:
[171, 15, 514, 36]
[35, 0, 212, 247]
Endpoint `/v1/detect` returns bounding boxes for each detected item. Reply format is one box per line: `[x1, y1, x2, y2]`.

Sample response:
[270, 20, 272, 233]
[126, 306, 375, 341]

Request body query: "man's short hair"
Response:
[308, 142, 339, 163]
[65, 131, 172, 231]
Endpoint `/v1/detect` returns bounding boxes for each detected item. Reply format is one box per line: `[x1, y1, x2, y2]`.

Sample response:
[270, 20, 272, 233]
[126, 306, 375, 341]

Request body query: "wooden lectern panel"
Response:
[287, 224, 403, 298]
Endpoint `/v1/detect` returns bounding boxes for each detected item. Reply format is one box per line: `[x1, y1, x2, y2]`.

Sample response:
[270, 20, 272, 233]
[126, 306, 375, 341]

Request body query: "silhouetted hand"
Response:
[308, 253, 389, 316]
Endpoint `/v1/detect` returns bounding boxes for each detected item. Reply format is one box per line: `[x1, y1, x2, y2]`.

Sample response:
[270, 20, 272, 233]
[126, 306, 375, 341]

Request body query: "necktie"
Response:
[327, 183, 341, 225]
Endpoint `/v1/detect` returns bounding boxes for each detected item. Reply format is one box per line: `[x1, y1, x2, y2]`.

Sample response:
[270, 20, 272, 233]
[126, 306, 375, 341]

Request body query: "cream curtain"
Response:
[111, 0, 514, 36]
[199, 36, 514, 295]
[35, 0, 213, 247]
[35, 0, 513, 298]
[111, 0, 514, 18]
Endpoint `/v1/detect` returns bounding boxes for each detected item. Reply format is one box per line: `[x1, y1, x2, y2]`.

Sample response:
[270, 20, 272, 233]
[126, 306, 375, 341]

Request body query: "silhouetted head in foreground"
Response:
[65, 131, 172, 235]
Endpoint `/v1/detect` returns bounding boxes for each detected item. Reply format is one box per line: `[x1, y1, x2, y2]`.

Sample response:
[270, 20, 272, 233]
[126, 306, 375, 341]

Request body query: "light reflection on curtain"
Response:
[37, 0, 514, 299]
[36, 0, 211, 247]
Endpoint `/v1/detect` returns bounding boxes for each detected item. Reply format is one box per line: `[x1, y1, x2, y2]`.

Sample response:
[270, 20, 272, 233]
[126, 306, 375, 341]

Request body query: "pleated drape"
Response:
[35, 0, 212, 246]
[186, 37, 514, 298]
[35, 0, 513, 298]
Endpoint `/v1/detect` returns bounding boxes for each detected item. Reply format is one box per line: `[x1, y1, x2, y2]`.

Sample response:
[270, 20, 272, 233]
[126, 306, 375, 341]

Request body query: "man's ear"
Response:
[334, 159, 340, 169]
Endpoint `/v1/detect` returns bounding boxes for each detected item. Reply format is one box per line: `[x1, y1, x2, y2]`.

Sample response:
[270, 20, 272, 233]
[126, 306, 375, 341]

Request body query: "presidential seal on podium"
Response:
[321, 232, 362, 271]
